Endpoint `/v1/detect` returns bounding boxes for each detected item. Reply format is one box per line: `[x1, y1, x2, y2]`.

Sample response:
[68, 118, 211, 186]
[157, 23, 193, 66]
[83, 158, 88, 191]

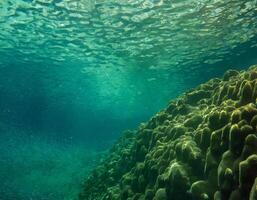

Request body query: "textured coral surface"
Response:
[79, 65, 257, 200]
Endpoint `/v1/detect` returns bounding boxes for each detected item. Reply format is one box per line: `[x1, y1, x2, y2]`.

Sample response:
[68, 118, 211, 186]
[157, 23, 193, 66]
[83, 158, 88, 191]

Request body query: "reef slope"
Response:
[79, 65, 257, 200]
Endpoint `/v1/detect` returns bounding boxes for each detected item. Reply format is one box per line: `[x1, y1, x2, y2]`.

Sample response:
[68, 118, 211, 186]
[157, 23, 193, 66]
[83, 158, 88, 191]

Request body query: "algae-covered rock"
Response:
[229, 124, 243, 156]
[208, 111, 220, 130]
[79, 65, 257, 200]
[184, 114, 203, 129]
[249, 177, 257, 200]
[153, 188, 167, 200]
[241, 134, 257, 159]
[166, 161, 192, 200]
[185, 90, 211, 105]
[223, 70, 239, 81]
[190, 180, 214, 200]
[228, 189, 242, 200]
[199, 127, 211, 151]
[218, 151, 235, 197]
[240, 103, 257, 123]
[238, 81, 253, 106]
[210, 129, 223, 157]
[231, 110, 241, 124]
[239, 155, 257, 197]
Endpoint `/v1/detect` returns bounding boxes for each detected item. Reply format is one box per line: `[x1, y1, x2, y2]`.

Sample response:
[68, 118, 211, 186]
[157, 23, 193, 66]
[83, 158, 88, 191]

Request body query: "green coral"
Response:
[250, 178, 257, 200]
[239, 155, 257, 198]
[153, 188, 167, 200]
[78, 65, 257, 200]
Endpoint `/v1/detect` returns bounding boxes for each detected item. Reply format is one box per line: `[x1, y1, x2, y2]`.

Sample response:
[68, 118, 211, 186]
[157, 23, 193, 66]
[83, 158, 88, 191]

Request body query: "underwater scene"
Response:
[1, 0, 257, 200]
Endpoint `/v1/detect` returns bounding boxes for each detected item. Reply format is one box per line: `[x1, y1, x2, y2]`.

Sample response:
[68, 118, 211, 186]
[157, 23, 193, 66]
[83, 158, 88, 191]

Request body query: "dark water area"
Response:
[0, 123, 105, 200]
[1, 0, 257, 199]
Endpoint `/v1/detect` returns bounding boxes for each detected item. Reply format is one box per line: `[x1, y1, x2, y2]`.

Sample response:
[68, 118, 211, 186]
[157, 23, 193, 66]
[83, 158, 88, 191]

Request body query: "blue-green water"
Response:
[0, 0, 257, 199]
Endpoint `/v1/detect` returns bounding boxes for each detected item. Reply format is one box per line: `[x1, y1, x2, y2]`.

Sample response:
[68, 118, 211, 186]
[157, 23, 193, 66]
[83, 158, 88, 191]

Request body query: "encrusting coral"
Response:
[78, 65, 257, 200]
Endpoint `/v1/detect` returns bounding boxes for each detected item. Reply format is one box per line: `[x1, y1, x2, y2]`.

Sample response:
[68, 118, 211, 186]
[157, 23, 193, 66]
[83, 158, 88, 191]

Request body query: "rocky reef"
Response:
[78, 65, 257, 200]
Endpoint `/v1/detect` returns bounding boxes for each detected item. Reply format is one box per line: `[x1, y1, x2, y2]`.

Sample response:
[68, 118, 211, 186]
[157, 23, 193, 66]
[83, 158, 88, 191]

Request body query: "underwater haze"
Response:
[0, 0, 257, 199]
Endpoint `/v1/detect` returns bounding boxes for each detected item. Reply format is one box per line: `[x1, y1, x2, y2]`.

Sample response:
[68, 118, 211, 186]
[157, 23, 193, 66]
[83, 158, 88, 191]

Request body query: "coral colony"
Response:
[79, 65, 257, 200]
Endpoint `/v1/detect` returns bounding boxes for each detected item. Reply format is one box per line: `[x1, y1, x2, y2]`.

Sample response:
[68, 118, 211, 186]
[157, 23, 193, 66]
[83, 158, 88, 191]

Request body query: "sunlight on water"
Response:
[1, 0, 257, 118]
[0, 0, 257, 68]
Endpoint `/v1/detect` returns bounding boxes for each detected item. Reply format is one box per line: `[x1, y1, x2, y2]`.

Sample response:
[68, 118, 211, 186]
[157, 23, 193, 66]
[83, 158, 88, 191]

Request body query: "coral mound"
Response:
[79, 65, 257, 200]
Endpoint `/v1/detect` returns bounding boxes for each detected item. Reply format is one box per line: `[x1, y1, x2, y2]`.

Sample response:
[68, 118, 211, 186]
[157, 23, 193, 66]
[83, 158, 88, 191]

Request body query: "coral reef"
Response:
[78, 65, 257, 200]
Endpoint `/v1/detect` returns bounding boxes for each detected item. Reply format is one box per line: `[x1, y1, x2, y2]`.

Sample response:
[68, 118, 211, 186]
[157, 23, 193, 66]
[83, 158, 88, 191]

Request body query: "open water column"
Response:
[0, 0, 257, 200]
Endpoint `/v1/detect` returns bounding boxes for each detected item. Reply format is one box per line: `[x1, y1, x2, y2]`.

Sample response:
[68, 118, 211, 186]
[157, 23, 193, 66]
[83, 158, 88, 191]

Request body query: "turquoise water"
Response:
[0, 0, 257, 199]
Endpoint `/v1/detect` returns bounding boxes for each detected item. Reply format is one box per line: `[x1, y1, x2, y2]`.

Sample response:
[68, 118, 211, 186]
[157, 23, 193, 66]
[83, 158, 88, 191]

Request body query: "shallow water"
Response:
[0, 0, 257, 199]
